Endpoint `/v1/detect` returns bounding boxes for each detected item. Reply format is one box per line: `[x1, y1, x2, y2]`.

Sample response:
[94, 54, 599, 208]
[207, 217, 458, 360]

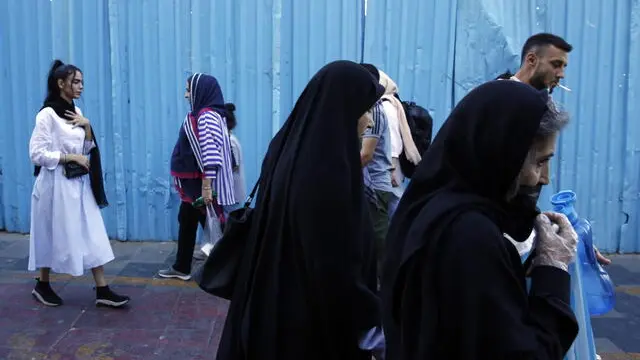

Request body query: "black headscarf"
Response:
[34, 97, 108, 208]
[217, 60, 385, 360]
[381, 80, 578, 358]
[361, 63, 380, 81]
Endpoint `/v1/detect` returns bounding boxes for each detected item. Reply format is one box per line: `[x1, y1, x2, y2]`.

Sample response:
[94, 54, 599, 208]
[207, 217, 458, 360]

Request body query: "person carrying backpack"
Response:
[396, 99, 433, 179]
[361, 65, 427, 220]
[361, 64, 433, 183]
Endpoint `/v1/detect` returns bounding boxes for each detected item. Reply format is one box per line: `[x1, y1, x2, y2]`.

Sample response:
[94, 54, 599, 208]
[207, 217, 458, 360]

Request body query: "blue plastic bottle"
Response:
[550, 190, 616, 316]
[549, 190, 614, 360]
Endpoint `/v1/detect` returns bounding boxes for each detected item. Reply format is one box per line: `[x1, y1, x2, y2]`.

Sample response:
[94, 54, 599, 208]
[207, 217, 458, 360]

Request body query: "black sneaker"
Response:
[95, 286, 130, 308]
[32, 278, 63, 307]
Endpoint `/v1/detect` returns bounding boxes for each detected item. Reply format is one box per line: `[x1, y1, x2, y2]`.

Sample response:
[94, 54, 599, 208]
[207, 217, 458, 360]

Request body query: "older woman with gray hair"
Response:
[381, 80, 579, 359]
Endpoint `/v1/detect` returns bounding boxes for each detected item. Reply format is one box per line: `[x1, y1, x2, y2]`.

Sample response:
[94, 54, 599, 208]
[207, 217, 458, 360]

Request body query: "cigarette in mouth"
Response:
[557, 83, 572, 92]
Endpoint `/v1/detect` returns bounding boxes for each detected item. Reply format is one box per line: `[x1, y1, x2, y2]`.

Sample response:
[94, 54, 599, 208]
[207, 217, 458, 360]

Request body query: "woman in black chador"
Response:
[216, 61, 385, 360]
[382, 80, 579, 359]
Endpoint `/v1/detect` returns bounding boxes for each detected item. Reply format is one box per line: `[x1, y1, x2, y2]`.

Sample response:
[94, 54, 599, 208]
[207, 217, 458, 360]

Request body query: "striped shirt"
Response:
[197, 110, 236, 206]
[362, 101, 394, 193]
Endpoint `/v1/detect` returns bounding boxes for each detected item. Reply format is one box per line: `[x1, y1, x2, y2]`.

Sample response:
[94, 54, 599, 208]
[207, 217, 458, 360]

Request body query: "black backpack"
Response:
[398, 100, 433, 178]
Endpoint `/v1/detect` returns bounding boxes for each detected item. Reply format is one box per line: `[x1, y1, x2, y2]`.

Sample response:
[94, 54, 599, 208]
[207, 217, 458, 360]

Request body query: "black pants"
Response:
[173, 201, 206, 274]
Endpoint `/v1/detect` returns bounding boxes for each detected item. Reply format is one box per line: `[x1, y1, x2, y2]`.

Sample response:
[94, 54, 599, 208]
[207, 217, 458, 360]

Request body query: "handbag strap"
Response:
[243, 178, 260, 208]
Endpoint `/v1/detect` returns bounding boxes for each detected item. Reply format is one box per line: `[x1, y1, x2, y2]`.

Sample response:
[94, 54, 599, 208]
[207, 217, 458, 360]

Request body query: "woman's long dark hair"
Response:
[225, 102, 237, 130]
[44, 59, 81, 103]
[224, 102, 239, 169]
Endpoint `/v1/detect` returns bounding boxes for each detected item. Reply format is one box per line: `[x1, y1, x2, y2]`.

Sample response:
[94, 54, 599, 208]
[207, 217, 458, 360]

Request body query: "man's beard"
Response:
[529, 73, 548, 92]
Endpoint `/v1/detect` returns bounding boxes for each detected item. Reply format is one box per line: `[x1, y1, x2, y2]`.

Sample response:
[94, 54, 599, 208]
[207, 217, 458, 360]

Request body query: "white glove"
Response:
[532, 212, 578, 272]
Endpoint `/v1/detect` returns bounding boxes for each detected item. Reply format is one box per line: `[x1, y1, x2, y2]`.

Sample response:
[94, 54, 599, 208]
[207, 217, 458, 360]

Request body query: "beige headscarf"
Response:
[377, 70, 421, 165]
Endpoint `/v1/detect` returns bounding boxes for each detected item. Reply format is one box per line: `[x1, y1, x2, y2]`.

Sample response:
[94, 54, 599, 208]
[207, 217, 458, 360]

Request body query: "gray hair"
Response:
[505, 100, 570, 200]
[534, 99, 570, 141]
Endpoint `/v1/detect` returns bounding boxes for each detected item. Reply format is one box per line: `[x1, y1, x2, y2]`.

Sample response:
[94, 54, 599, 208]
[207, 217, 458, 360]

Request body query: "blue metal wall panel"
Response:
[620, 0, 640, 252]
[105, 0, 195, 241]
[0, 0, 363, 241]
[280, 0, 364, 115]
[0, 0, 114, 233]
[1, 0, 638, 249]
[364, 0, 640, 252]
[363, 0, 458, 127]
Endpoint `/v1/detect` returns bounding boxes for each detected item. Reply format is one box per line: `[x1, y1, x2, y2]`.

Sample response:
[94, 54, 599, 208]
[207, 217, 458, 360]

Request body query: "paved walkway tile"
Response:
[0, 233, 638, 359]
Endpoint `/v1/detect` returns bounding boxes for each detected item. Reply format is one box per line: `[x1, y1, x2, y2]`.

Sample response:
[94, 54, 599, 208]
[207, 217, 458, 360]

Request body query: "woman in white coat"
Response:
[28, 60, 129, 308]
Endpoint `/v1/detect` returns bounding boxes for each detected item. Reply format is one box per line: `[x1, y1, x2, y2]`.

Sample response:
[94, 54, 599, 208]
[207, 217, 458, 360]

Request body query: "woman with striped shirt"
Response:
[159, 73, 236, 281]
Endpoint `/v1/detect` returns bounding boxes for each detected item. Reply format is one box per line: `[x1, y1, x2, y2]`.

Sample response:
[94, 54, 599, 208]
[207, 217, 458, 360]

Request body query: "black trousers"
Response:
[173, 201, 206, 274]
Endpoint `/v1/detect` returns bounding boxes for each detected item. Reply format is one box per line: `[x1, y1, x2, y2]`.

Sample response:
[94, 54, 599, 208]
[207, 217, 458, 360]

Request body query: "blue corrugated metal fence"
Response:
[1, 0, 638, 252]
[0, 0, 363, 241]
[364, 0, 640, 253]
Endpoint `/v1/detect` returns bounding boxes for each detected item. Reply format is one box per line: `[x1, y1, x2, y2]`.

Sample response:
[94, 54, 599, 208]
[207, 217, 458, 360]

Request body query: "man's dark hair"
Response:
[520, 33, 573, 64]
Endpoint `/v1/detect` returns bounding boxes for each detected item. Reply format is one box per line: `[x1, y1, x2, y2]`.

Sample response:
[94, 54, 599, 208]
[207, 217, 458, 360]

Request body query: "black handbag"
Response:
[193, 179, 260, 300]
[63, 161, 89, 179]
[63, 140, 89, 179]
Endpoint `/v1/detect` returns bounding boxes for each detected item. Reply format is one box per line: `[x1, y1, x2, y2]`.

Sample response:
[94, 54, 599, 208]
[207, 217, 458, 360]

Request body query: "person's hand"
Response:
[64, 111, 90, 127]
[391, 175, 399, 187]
[67, 154, 90, 170]
[532, 212, 578, 272]
[595, 247, 612, 266]
[391, 168, 403, 187]
[202, 185, 213, 205]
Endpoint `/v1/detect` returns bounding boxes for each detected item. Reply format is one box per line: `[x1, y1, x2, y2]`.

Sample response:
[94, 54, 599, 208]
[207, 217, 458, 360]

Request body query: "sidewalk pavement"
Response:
[0, 232, 639, 359]
[0, 232, 225, 359]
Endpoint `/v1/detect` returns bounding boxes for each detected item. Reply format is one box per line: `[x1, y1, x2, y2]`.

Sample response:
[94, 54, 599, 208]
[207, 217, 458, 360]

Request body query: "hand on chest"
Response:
[52, 115, 87, 152]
